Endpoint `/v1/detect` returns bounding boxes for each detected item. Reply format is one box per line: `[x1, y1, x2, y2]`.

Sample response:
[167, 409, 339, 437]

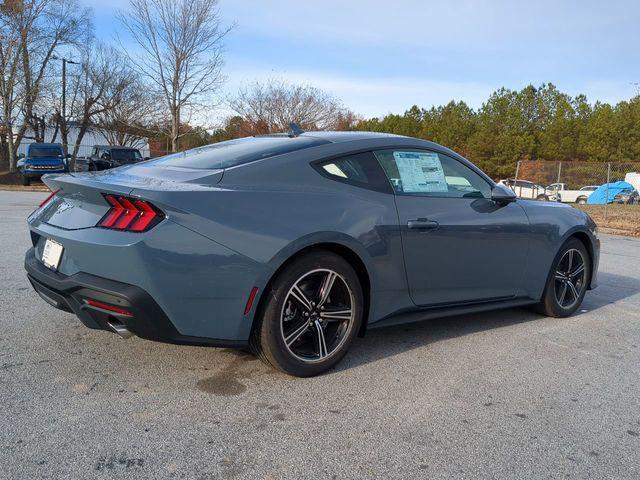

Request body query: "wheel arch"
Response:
[567, 230, 595, 288]
[250, 241, 372, 339]
[543, 227, 596, 295]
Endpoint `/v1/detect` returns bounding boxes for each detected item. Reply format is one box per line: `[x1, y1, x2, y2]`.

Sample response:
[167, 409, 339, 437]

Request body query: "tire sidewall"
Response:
[257, 251, 363, 377]
[542, 238, 591, 317]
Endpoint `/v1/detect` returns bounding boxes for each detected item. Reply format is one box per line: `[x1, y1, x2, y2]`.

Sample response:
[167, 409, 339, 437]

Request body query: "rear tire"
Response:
[534, 238, 590, 318]
[576, 197, 587, 205]
[250, 250, 363, 377]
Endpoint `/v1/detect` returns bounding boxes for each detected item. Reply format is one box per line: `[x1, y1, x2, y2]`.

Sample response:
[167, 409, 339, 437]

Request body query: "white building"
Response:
[18, 123, 150, 158]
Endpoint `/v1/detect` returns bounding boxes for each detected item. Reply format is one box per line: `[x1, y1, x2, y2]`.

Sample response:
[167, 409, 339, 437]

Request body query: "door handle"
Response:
[407, 218, 439, 230]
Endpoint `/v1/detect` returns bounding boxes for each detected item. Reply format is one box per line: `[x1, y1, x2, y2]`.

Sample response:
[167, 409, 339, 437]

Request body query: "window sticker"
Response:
[393, 151, 448, 193]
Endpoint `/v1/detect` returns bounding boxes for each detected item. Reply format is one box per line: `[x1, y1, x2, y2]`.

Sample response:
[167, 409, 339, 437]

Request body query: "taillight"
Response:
[39, 189, 60, 208]
[97, 194, 164, 232]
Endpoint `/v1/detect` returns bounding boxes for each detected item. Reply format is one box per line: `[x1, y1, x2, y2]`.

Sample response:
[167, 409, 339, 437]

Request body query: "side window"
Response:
[315, 151, 391, 193]
[375, 149, 491, 199]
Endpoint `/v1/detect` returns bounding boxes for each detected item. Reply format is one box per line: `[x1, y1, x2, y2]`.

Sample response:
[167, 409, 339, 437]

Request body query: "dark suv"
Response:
[74, 145, 145, 172]
[17, 143, 70, 186]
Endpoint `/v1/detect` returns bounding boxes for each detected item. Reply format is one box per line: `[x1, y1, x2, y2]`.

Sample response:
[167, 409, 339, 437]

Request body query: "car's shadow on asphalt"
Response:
[332, 271, 640, 374]
[336, 307, 538, 374]
[584, 272, 640, 308]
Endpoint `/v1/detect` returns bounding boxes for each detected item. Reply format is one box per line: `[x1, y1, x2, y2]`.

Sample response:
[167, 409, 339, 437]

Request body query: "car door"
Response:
[375, 149, 531, 307]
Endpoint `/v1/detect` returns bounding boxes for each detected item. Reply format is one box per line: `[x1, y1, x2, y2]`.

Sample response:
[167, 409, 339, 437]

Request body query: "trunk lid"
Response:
[37, 162, 223, 230]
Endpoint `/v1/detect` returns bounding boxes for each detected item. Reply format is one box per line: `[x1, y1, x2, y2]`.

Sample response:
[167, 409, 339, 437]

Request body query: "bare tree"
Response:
[62, 43, 141, 159]
[94, 77, 161, 148]
[0, 0, 24, 170]
[228, 80, 350, 135]
[0, 0, 89, 171]
[118, 0, 231, 153]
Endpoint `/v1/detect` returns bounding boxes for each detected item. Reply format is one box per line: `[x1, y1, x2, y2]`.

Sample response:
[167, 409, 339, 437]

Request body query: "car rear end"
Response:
[25, 167, 267, 347]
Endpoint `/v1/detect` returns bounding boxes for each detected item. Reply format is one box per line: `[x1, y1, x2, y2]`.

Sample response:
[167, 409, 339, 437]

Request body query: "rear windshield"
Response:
[150, 136, 329, 170]
[111, 149, 142, 161]
[29, 146, 63, 158]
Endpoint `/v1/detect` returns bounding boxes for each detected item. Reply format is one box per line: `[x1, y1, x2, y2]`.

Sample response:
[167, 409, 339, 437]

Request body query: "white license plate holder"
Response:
[42, 238, 64, 271]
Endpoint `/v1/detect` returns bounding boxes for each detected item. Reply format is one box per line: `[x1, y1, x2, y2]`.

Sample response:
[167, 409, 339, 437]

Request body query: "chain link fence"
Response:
[511, 160, 640, 236]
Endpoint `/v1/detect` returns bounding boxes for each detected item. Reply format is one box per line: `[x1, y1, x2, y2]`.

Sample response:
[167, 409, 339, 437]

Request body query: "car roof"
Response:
[28, 143, 63, 148]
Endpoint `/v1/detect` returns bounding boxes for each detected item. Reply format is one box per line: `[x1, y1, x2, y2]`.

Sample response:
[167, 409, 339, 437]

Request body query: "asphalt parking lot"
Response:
[1, 190, 639, 480]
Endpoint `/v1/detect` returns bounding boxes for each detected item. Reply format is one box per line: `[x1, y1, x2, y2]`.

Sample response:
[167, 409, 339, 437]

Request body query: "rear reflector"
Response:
[84, 299, 133, 317]
[97, 194, 164, 232]
[244, 287, 259, 315]
[39, 189, 60, 208]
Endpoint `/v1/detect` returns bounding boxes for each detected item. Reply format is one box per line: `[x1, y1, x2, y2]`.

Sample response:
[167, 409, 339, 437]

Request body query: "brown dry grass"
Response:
[0, 171, 49, 191]
[575, 204, 640, 237]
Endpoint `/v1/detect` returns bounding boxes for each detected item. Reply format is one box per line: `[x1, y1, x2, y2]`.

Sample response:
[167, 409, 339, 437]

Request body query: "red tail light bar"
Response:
[84, 299, 133, 317]
[39, 189, 60, 208]
[97, 194, 164, 232]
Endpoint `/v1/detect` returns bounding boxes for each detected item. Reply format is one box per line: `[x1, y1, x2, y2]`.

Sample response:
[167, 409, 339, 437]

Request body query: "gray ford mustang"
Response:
[25, 130, 599, 376]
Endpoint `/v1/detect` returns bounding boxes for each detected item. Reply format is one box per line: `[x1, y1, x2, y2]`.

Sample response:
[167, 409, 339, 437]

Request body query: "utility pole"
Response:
[52, 56, 79, 154]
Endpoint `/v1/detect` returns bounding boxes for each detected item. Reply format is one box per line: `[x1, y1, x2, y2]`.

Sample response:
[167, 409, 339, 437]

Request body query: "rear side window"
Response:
[315, 152, 392, 193]
[150, 135, 330, 170]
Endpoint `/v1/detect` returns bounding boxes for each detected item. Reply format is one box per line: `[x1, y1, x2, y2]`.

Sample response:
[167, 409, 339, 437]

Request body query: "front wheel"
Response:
[22, 175, 30, 186]
[250, 250, 363, 377]
[535, 238, 590, 317]
[576, 197, 587, 205]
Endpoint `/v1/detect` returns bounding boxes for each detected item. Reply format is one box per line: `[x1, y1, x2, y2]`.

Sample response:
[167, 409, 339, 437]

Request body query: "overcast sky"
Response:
[85, 0, 640, 120]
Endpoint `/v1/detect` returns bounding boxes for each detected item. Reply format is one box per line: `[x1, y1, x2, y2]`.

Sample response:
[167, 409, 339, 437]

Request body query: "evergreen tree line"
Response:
[353, 83, 640, 178]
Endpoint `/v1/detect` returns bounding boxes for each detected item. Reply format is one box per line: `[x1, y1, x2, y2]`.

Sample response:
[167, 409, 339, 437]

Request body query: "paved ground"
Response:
[1, 190, 639, 479]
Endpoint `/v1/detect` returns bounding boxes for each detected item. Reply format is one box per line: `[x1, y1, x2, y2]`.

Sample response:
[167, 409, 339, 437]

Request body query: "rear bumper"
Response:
[24, 247, 247, 348]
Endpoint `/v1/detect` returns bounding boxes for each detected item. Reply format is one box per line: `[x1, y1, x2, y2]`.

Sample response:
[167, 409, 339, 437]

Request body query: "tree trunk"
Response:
[171, 104, 180, 152]
[71, 115, 90, 160]
[0, 135, 8, 172]
[50, 117, 59, 143]
[60, 119, 69, 156]
[7, 131, 17, 173]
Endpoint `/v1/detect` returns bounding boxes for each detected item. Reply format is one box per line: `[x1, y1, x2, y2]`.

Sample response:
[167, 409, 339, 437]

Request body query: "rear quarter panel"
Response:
[148, 139, 423, 325]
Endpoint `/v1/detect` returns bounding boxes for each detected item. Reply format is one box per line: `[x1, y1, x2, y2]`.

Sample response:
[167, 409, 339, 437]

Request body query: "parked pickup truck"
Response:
[74, 145, 145, 172]
[546, 183, 599, 204]
[17, 143, 70, 186]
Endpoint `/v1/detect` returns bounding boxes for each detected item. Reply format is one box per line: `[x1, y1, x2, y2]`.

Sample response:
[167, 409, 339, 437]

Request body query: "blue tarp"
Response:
[586, 181, 634, 204]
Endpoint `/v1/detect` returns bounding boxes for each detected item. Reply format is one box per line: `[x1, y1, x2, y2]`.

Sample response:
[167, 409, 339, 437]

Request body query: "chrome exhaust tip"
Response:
[107, 320, 134, 339]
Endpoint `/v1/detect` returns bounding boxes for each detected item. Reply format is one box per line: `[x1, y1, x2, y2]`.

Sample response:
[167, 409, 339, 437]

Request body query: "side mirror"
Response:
[491, 183, 517, 204]
[66, 153, 72, 158]
[18, 153, 25, 159]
